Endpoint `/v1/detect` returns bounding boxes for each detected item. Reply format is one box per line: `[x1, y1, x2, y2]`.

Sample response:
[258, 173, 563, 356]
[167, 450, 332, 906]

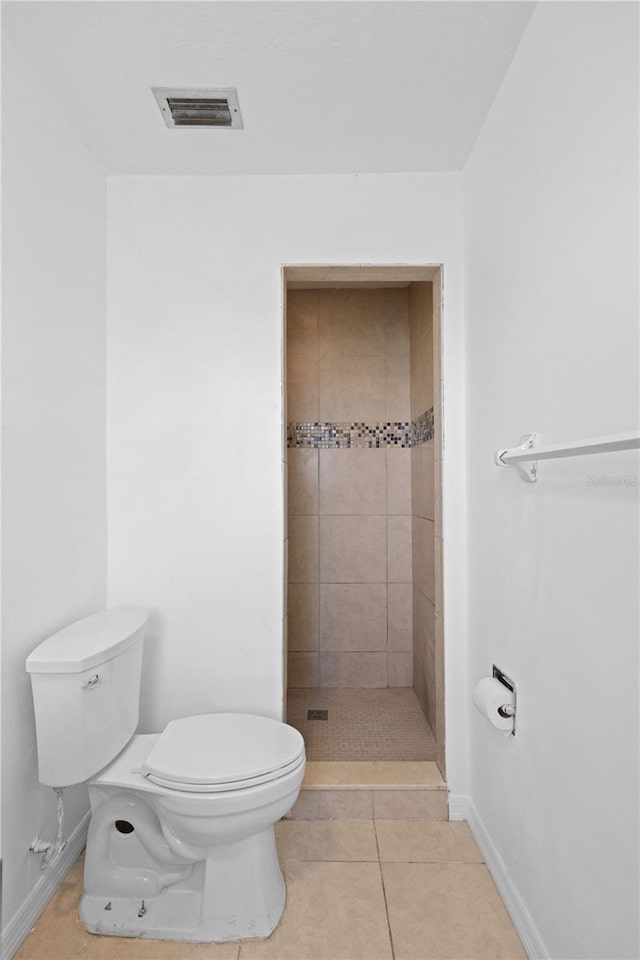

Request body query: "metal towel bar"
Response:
[495, 431, 640, 482]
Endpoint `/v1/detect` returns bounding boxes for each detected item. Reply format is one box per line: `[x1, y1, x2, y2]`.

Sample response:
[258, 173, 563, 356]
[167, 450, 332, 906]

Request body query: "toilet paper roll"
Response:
[473, 677, 515, 736]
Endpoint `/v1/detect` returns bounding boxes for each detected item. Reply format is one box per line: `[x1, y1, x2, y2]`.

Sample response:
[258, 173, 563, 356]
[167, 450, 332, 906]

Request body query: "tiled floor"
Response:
[16, 820, 526, 960]
[286, 688, 435, 761]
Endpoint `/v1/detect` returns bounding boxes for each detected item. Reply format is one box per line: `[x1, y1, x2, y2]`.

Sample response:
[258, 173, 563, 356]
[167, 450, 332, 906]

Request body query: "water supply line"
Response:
[29, 788, 67, 869]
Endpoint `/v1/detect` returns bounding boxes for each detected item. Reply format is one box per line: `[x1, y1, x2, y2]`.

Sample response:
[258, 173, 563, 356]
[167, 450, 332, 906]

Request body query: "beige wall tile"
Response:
[288, 515, 319, 582]
[386, 448, 411, 515]
[320, 515, 386, 582]
[408, 282, 433, 354]
[387, 516, 412, 583]
[413, 588, 436, 729]
[320, 652, 388, 687]
[275, 820, 378, 861]
[388, 651, 413, 687]
[434, 375, 443, 459]
[386, 354, 410, 382]
[288, 652, 319, 688]
[434, 457, 442, 538]
[317, 789, 374, 820]
[386, 355, 411, 421]
[384, 288, 410, 356]
[435, 613, 445, 698]
[287, 383, 319, 422]
[387, 582, 412, 650]
[411, 441, 434, 521]
[288, 448, 319, 515]
[412, 516, 434, 602]
[287, 353, 318, 386]
[411, 516, 424, 593]
[386, 387, 411, 424]
[373, 790, 448, 821]
[283, 534, 288, 597]
[409, 285, 433, 418]
[410, 325, 434, 417]
[433, 293, 442, 384]
[435, 536, 443, 617]
[240, 861, 393, 959]
[287, 289, 318, 358]
[318, 355, 386, 421]
[288, 582, 319, 652]
[319, 448, 386, 515]
[382, 862, 527, 959]
[283, 464, 288, 534]
[282, 380, 288, 463]
[287, 356, 319, 422]
[320, 583, 387, 652]
[386, 378, 411, 422]
[318, 289, 386, 357]
[435, 687, 446, 775]
[418, 592, 437, 730]
[413, 655, 428, 723]
[423, 323, 434, 412]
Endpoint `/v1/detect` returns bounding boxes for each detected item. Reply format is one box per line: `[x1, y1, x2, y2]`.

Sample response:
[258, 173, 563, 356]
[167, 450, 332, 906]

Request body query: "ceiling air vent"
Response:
[152, 88, 243, 129]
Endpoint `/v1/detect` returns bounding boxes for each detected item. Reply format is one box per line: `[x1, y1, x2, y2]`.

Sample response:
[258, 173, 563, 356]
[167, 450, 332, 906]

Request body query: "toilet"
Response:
[26, 608, 305, 943]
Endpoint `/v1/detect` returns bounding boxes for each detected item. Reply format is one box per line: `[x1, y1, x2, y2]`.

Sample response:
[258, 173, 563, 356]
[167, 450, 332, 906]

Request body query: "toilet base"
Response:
[80, 825, 287, 943]
[80, 878, 286, 943]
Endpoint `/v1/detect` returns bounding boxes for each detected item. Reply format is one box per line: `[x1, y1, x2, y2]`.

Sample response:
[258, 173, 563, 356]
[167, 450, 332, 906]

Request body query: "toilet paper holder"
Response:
[493, 664, 517, 735]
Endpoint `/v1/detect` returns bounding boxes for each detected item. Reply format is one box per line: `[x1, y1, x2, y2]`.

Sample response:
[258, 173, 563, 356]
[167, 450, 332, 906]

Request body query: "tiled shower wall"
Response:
[286, 288, 413, 688]
[409, 283, 438, 733]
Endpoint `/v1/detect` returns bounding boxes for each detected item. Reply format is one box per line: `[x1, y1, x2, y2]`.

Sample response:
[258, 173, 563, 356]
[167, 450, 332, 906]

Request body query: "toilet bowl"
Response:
[26, 609, 305, 943]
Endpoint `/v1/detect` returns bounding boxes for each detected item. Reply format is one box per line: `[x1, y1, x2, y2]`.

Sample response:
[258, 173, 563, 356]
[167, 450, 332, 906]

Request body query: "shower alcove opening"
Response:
[282, 266, 444, 777]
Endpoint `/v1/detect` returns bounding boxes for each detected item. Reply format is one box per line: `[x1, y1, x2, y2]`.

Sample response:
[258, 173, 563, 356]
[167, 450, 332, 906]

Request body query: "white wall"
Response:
[463, 3, 639, 957]
[106, 173, 469, 794]
[1, 34, 106, 931]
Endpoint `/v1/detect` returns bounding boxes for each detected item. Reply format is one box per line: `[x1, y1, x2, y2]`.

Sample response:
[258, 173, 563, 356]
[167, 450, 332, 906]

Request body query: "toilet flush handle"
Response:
[83, 673, 100, 689]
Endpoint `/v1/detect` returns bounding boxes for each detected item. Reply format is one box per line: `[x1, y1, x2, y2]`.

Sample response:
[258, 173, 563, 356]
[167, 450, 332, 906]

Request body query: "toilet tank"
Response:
[26, 608, 149, 787]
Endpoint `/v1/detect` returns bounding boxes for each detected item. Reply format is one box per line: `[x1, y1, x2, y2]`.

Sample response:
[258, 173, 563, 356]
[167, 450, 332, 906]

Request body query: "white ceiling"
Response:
[3, 1, 535, 176]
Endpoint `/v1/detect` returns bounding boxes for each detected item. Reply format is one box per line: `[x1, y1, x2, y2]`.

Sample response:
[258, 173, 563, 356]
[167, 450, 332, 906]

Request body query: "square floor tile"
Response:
[239, 861, 392, 959]
[275, 820, 378, 861]
[375, 820, 483, 862]
[382, 862, 526, 959]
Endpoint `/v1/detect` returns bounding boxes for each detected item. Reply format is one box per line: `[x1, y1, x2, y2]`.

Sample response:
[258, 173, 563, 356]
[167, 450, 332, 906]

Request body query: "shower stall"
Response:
[282, 266, 444, 775]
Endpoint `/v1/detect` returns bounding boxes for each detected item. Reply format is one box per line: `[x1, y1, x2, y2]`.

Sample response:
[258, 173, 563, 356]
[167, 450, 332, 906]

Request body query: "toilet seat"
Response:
[142, 713, 305, 794]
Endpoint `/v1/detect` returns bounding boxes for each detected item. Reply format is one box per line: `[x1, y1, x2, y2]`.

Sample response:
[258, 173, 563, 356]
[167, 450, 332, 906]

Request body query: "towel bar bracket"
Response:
[495, 433, 538, 482]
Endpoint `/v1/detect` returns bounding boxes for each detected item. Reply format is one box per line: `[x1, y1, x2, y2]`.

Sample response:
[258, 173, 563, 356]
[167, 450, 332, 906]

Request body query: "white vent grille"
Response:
[152, 88, 243, 129]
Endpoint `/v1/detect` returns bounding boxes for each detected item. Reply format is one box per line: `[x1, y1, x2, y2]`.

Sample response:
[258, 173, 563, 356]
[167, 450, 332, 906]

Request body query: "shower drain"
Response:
[307, 709, 328, 721]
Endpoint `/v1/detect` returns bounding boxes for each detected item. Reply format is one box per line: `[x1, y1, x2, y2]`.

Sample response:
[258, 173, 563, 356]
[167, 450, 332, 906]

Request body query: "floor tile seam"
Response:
[373, 818, 397, 960]
[379, 857, 488, 867]
[280, 855, 379, 863]
[301, 785, 446, 792]
[380, 860, 488, 872]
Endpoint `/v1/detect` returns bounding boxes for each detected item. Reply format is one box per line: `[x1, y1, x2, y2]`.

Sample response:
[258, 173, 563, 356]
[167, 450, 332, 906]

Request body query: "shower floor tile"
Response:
[286, 688, 436, 762]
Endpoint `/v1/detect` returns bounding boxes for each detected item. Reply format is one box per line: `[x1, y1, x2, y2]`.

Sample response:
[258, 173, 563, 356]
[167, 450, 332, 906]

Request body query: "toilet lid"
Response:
[142, 713, 305, 790]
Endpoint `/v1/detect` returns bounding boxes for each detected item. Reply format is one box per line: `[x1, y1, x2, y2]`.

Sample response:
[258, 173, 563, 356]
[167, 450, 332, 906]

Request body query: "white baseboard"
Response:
[1, 811, 90, 960]
[449, 794, 549, 960]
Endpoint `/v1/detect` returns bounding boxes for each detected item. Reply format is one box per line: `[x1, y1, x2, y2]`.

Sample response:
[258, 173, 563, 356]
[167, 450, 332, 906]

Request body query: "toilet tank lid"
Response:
[26, 608, 149, 674]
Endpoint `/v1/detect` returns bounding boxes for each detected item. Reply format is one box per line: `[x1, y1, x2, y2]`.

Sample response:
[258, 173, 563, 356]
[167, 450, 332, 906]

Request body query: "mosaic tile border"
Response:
[412, 407, 434, 446]
[288, 421, 412, 449]
[287, 407, 434, 449]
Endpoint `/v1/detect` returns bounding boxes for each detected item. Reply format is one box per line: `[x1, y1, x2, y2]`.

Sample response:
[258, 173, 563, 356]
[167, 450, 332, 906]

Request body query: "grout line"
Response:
[374, 816, 397, 960]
